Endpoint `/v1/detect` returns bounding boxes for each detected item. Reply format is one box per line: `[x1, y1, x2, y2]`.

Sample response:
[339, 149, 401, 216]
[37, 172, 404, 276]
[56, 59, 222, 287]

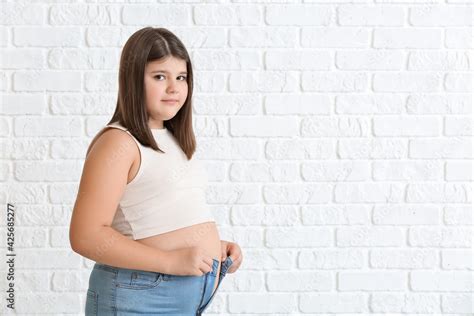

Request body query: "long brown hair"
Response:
[87, 27, 196, 160]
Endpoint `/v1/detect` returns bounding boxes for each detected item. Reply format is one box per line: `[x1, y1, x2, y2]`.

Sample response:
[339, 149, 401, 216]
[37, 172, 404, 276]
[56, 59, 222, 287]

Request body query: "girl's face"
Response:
[143, 56, 188, 129]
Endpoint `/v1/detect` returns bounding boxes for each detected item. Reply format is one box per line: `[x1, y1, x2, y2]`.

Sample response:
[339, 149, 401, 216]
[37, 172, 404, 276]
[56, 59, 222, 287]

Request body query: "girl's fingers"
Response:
[232, 254, 242, 264]
[200, 260, 212, 274]
[205, 257, 213, 270]
[199, 264, 208, 275]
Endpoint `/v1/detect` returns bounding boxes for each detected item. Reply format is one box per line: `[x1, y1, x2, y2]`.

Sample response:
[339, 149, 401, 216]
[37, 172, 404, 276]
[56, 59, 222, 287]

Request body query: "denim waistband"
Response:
[94, 257, 228, 278]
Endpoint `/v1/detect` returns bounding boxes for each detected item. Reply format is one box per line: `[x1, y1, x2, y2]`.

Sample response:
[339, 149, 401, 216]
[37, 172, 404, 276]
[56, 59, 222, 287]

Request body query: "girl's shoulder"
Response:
[86, 123, 139, 160]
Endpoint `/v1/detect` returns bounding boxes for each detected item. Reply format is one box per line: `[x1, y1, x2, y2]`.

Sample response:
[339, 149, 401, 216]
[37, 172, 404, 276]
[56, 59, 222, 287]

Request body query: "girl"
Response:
[69, 27, 242, 315]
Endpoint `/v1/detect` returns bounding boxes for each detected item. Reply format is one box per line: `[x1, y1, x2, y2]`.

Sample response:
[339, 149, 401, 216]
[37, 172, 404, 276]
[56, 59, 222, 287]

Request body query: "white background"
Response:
[1, 0, 473, 315]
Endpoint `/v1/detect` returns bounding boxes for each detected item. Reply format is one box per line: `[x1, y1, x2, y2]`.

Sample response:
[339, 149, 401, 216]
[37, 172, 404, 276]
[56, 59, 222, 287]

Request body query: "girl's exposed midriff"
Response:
[136, 222, 222, 294]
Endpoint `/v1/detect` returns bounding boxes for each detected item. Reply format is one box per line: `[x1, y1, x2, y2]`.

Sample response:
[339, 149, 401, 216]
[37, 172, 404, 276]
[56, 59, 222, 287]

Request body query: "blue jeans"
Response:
[85, 256, 234, 315]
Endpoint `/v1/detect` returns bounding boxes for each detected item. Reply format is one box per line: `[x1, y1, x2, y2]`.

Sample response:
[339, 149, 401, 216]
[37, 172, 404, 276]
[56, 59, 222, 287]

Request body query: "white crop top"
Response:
[104, 122, 215, 240]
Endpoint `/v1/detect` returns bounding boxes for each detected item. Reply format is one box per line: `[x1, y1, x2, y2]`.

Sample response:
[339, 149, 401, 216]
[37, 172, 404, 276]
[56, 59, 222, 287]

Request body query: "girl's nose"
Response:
[167, 81, 177, 92]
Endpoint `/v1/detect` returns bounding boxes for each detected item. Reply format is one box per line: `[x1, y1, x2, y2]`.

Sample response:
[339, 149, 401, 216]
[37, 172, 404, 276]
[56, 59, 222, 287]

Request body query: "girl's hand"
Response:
[164, 246, 214, 276]
[220, 240, 242, 273]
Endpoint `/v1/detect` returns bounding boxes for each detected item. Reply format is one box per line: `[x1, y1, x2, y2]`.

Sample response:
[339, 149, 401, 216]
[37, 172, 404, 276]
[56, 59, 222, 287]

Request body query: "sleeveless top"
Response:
[104, 122, 215, 240]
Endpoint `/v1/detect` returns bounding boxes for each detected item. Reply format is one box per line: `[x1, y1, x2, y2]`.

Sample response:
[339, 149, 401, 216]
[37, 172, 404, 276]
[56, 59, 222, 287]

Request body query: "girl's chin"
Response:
[154, 106, 177, 112]
[155, 112, 179, 121]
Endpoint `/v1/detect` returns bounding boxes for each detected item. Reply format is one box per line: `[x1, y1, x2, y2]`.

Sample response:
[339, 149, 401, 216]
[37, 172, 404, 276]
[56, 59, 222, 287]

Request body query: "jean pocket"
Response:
[116, 270, 164, 290]
[85, 289, 98, 315]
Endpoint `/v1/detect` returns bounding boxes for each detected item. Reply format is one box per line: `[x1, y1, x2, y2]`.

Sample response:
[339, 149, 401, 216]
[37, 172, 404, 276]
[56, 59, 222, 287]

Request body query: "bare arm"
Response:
[69, 128, 169, 273]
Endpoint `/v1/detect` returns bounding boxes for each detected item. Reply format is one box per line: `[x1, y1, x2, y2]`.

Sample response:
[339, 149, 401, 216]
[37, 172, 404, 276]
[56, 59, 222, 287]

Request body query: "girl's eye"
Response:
[154, 75, 187, 81]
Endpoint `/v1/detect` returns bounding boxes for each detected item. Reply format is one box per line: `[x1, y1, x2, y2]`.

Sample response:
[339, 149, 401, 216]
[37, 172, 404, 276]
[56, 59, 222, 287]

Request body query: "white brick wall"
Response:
[1, 0, 472, 315]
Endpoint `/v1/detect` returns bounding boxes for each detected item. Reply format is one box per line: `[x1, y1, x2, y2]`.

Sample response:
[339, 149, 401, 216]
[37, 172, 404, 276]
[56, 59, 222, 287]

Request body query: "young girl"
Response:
[69, 27, 242, 315]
